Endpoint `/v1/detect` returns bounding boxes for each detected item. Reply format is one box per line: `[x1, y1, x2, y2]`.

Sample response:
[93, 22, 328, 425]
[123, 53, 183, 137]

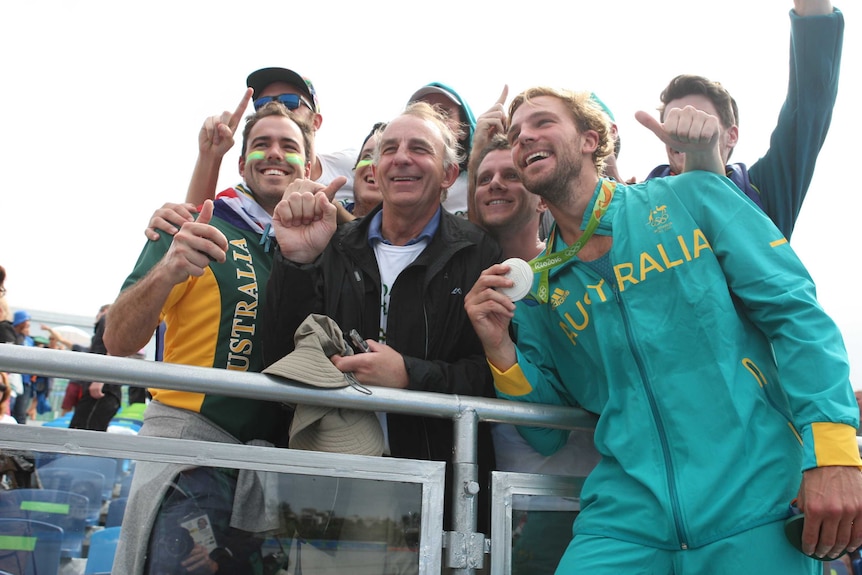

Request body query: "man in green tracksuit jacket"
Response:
[465, 86, 862, 574]
[646, 1, 844, 241]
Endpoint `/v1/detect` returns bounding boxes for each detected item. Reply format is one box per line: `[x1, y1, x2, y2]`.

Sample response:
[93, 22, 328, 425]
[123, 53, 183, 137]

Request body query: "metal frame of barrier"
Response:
[0, 344, 598, 574]
[490, 471, 586, 574]
[2, 424, 446, 574]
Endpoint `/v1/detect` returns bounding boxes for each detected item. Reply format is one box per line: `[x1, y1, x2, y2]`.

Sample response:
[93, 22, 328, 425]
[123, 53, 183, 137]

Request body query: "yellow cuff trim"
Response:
[489, 361, 534, 397]
[812, 422, 862, 467]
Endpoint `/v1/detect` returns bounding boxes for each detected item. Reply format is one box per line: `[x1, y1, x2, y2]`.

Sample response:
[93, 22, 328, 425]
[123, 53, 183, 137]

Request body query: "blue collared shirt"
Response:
[367, 207, 441, 246]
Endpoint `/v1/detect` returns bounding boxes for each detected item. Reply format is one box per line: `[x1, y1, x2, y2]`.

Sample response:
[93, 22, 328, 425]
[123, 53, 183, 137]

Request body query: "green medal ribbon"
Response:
[529, 179, 617, 304]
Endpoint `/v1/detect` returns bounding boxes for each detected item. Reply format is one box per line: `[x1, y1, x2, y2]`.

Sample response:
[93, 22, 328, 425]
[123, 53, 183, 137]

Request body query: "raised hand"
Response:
[473, 85, 510, 153]
[186, 89, 255, 206]
[271, 178, 344, 264]
[157, 199, 228, 285]
[144, 202, 199, 241]
[198, 88, 253, 160]
[794, 0, 833, 17]
[636, 106, 723, 174]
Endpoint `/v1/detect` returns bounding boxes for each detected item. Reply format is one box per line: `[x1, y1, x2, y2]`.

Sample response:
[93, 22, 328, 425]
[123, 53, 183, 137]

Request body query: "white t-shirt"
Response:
[318, 148, 358, 204]
[442, 171, 469, 218]
[493, 424, 600, 511]
[374, 240, 428, 341]
[373, 239, 428, 454]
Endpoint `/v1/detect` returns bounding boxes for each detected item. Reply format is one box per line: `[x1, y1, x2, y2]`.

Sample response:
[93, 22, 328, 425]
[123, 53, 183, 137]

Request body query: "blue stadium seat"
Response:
[0, 488, 88, 558]
[104, 496, 127, 528]
[39, 454, 118, 502]
[37, 467, 105, 525]
[0, 517, 63, 575]
[83, 526, 121, 575]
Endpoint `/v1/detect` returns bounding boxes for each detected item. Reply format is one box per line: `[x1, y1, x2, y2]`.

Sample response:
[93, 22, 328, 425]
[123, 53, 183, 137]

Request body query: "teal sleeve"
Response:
[749, 8, 843, 239]
[498, 307, 578, 456]
[677, 172, 856, 468]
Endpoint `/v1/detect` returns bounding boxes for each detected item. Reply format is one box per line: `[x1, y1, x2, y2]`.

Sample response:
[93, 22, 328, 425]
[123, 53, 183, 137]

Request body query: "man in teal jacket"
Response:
[465, 86, 862, 574]
[646, 0, 843, 240]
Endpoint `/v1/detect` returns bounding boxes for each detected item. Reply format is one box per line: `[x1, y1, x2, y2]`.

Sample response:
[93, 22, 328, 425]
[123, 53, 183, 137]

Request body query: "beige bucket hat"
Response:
[263, 314, 384, 456]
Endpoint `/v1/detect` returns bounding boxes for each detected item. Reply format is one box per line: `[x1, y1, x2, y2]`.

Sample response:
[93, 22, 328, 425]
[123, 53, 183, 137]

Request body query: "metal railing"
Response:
[0, 344, 597, 574]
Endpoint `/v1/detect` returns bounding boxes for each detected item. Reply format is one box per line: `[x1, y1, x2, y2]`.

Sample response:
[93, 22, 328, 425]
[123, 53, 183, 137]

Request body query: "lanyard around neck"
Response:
[529, 179, 617, 304]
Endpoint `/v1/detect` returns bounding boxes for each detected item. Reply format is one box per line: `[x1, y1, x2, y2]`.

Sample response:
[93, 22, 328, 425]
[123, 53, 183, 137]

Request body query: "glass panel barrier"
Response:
[491, 471, 585, 575]
[0, 426, 445, 575]
[1, 343, 598, 574]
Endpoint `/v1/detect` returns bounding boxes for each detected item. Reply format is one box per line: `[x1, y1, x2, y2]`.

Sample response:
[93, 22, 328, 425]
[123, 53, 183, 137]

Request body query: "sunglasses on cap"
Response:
[253, 93, 314, 112]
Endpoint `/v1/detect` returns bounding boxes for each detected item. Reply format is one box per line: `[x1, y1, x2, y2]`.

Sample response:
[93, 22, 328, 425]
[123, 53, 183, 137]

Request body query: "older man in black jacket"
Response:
[263, 102, 501, 535]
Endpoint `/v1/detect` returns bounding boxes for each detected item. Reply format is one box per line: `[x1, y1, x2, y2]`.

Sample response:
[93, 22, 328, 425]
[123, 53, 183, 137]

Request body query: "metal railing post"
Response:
[446, 407, 484, 573]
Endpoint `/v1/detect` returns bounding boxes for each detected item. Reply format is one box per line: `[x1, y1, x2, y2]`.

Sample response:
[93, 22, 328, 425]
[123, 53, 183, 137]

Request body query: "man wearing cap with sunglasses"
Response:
[183, 67, 356, 211]
[105, 102, 331, 575]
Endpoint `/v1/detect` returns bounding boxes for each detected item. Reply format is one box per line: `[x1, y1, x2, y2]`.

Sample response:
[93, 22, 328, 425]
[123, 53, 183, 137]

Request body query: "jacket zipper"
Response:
[615, 287, 689, 550]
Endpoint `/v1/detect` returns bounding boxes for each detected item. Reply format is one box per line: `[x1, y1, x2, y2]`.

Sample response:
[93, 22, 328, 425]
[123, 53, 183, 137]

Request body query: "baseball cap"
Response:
[12, 310, 30, 326]
[407, 82, 478, 160]
[590, 92, 616, 123]
[409, 85, 462, 107]
[246, 67, 320, 113]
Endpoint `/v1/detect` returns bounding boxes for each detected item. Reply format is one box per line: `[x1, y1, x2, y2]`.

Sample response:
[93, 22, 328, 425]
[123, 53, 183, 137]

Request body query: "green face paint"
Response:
[284, 153, 305, 166]
[355, 159, 373, 170]
[246, 150, 304, 167]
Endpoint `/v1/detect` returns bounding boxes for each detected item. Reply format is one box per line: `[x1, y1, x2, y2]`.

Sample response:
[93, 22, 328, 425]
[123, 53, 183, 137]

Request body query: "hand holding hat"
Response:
[263, 314, 384, 456]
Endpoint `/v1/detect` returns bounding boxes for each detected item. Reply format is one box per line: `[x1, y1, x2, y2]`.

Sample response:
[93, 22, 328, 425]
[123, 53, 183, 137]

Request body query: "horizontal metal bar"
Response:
[0, 424, 444, 483]
[0, 344, 597, 431]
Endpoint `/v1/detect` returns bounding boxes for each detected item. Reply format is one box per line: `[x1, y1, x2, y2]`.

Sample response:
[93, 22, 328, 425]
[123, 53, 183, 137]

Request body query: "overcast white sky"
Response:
[1, 0, 859, 384]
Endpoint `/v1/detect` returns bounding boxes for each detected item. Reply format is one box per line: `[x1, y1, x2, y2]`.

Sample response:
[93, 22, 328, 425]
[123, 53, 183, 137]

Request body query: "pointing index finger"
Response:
[496, 85, 509, 106]
[228, 88, 253, 134]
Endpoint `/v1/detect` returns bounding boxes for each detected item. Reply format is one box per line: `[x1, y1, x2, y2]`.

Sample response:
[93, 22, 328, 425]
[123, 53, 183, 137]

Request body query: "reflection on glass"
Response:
[134, 463, 421, 574]
[511, 494, 579, 575]
[6, 452, 424, 574]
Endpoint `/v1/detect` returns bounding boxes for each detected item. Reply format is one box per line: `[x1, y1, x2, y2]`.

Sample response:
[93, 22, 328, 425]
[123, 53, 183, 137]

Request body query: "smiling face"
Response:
[239, 115, 309, 214]
[353, 132, 382, 217]
[508, 95, 591, 207]
[474, 148, 541, 236]
[373, 114, 459, 217]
